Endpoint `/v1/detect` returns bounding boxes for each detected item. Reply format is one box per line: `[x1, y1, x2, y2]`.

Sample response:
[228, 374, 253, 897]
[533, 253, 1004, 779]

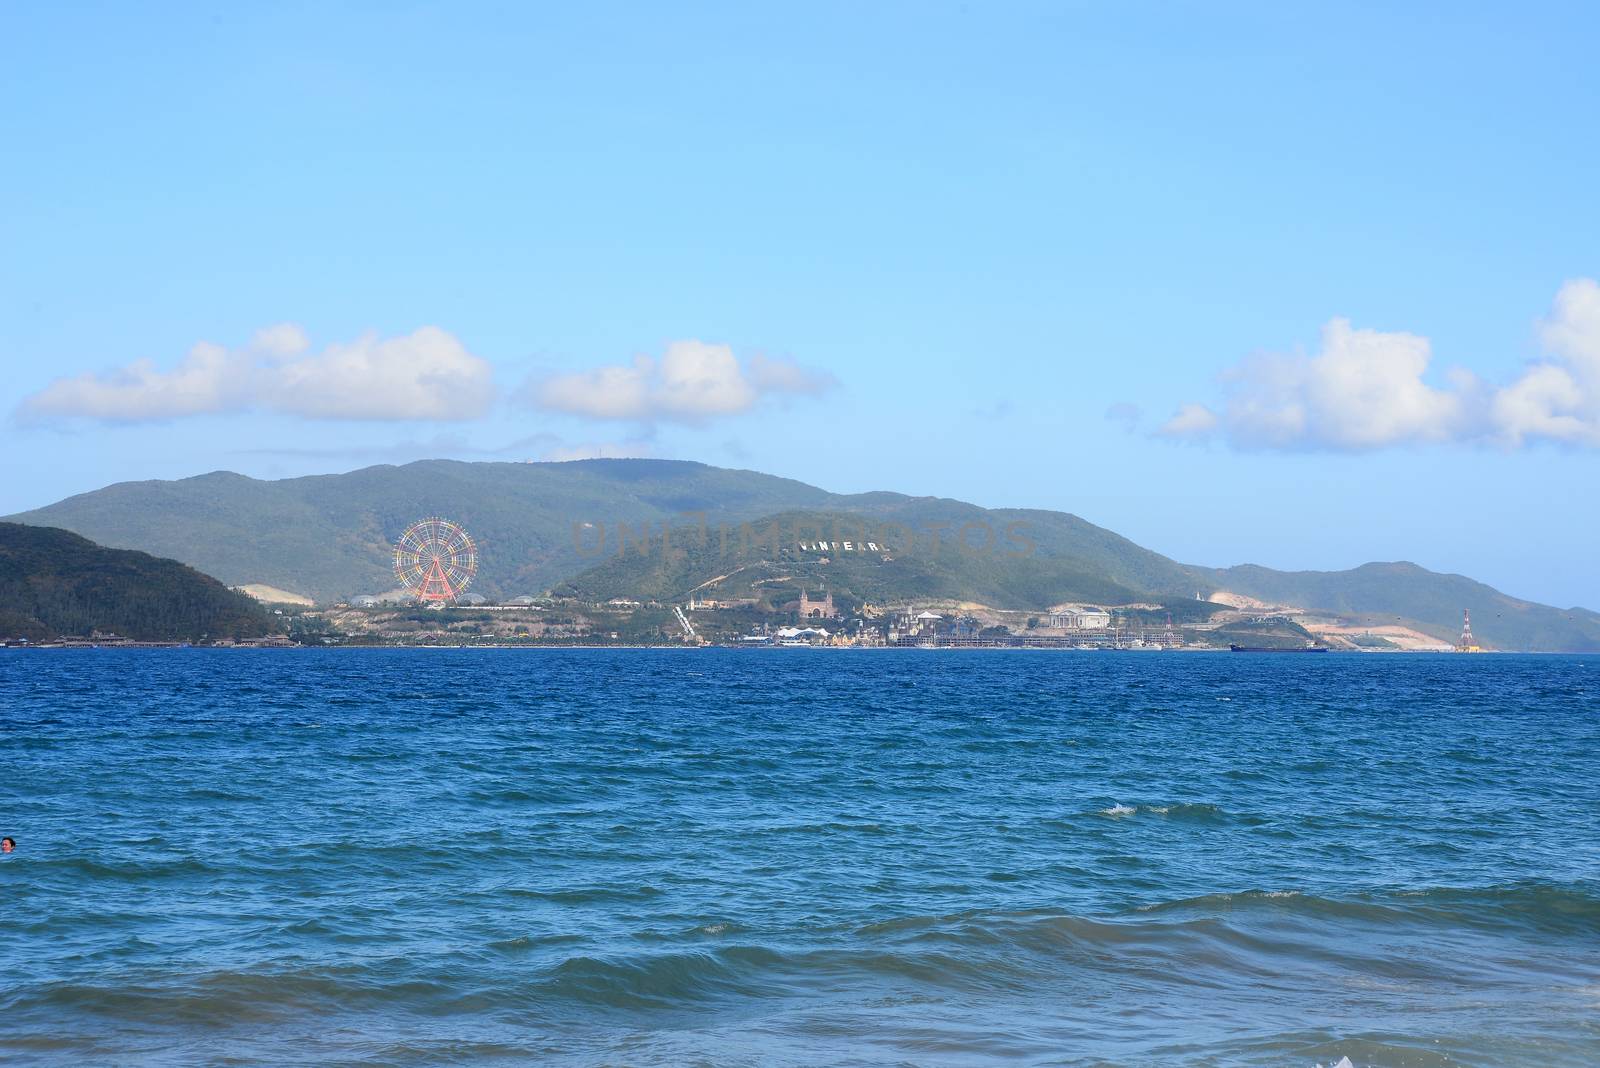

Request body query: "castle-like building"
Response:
[798, 589, 836, 619]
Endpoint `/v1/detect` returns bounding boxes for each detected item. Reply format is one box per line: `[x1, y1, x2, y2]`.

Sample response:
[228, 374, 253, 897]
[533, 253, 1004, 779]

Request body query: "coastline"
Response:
[3, 642, 1531, 653]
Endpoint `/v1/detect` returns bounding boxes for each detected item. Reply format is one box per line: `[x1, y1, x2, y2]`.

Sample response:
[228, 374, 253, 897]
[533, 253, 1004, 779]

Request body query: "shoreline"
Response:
[2, 642, 1531, 653]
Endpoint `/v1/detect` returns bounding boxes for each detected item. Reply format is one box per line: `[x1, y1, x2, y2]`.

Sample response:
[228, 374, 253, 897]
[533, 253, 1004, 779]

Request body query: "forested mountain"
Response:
[8, 458, 1599, 650]
[9, 460, 832, 602]
[556, 509, 1193, 611]
[1193, 562, 1600, 652]
[0, 523, 276, 642]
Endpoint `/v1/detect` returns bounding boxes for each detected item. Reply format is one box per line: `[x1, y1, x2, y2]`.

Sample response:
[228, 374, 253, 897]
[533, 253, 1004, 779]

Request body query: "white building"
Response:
[1047, 607, 1111, 630]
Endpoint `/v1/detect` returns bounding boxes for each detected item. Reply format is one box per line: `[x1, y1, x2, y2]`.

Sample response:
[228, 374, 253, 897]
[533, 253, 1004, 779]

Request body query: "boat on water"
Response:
[1230, 643, 1329, 653]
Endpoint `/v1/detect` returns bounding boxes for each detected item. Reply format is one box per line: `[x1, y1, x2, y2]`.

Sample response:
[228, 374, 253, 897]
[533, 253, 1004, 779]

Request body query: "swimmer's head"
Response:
[1, 837, 13, 853]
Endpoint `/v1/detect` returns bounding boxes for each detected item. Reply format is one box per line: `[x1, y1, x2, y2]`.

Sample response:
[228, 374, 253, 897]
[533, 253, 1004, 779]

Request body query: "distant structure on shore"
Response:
[1455, 610, 1482, 653]
[798, 589, 836, 619]
[1046, 607, 1111, 630]
[394, 517, 478, 603]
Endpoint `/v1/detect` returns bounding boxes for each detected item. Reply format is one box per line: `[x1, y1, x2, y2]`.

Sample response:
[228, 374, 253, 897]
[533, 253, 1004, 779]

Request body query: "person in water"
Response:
[1, 837, 13, 854]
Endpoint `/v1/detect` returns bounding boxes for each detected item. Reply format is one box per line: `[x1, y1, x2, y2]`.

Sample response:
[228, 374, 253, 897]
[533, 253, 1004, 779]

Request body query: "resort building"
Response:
[798, 590, 837, 618]
[1046, 607, 1112, 630]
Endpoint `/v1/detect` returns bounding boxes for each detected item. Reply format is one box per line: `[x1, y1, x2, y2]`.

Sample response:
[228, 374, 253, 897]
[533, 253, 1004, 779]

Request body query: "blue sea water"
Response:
[1, 649, 1597, 1067]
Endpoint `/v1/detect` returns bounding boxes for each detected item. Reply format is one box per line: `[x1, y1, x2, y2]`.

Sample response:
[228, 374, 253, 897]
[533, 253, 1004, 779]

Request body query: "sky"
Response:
[3, 2, 1598, 608]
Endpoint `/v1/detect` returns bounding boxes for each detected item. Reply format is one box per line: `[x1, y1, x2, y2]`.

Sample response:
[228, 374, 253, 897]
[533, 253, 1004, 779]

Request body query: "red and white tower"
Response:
[1455, 610, 1480, 652]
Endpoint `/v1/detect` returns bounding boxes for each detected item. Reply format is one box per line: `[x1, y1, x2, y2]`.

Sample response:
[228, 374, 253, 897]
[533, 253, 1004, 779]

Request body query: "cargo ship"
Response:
[1229, 643, 1328, 653]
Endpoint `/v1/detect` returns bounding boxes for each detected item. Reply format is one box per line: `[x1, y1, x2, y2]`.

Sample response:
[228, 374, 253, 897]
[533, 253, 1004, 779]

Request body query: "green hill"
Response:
[6, 458, 1598, 650]
[557, 509, 1175, 610]
[1197, 562, 1600, 650]
[6, 459, 1192, 605]
[0, 523, 277, 642]
[7, 460, 833, 603]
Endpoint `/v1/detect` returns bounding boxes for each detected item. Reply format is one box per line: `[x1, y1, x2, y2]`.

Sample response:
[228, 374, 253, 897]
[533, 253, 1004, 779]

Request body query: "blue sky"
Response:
[3, 2, 1598, 608]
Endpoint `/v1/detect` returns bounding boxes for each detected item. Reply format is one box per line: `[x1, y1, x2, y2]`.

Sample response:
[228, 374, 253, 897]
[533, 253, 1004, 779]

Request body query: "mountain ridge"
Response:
[8, 458, 1597, 650]
[0, 522, 277, 642]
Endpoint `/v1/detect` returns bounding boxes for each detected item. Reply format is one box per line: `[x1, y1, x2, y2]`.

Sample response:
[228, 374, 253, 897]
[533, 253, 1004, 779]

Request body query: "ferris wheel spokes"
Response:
[394, 517, 478, 603]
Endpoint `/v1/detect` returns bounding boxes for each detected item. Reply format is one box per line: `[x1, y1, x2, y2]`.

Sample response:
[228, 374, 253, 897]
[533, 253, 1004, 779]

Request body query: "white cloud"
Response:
[19, 342, 253, 423]
[747, 353, 836, 396]
[1495, 277, 1600, 447]
[535, 358, 655, 421]
[1539, 277, 1600, 369]
[250, 323, 311, 359]
[651, 341, 758, 418]
[1158, 402, 1218, 438]
[529, 340, 835, 424]
[1159, 279, 1600, 450]
[266, 327, 493, 421]
[19, 325, 495, 424]
[1218, 318, 1469, 449]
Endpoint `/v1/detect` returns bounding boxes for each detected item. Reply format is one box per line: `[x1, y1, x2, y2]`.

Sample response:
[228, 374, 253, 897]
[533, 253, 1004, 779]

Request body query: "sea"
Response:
[1, 649, 1596, 1067]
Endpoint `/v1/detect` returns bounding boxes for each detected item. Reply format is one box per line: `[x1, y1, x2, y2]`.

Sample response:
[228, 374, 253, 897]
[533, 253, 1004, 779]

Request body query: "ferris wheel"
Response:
[394, 517, 477, 602]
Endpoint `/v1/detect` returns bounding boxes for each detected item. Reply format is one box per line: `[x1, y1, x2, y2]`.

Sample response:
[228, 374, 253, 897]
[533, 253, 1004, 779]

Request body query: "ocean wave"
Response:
[1096, 802, 1233, 823]
[529, 884, 1600, 1008]
[25, 855, 227, 882]
[4, 893, 1597, 1064]
[1148, 802, 1231, 822]
[498, 884, 666, 904]
[542, 946, 793, 1009]
[1133, 881, 1600, 935]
